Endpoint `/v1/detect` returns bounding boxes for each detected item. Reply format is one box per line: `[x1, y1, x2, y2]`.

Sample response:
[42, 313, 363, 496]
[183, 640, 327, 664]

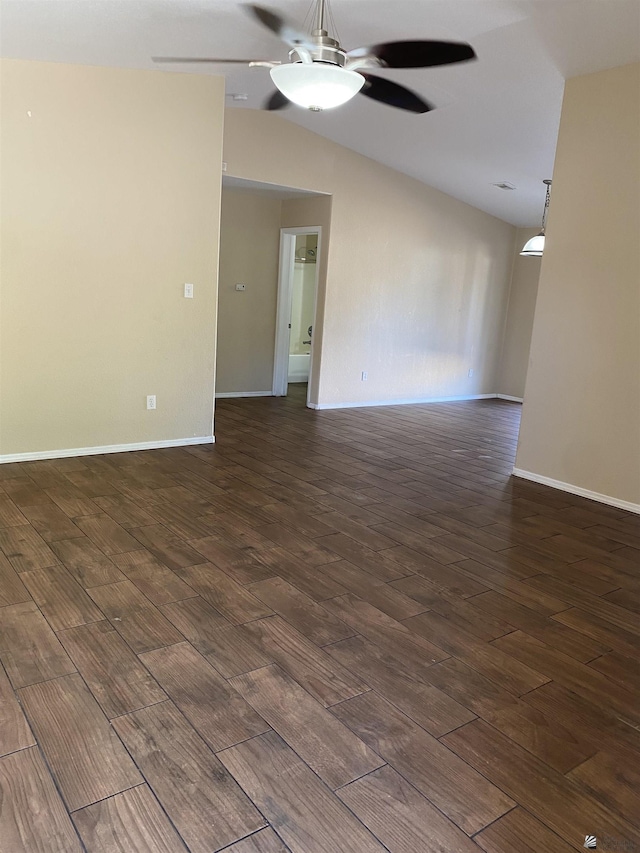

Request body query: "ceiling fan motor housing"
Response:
[291, 34, 348, 66]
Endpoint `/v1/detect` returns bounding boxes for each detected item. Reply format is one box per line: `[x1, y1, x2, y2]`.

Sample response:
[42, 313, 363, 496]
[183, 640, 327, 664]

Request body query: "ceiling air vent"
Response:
[492, 182, 517, 190]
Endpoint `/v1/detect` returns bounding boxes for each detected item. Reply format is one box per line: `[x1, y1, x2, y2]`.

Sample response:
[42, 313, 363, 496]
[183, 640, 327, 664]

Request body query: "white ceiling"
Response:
[1, 0, 639, 226]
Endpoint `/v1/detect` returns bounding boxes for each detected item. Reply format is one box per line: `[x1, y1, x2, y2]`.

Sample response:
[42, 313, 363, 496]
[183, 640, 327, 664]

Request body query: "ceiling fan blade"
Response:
[360, 74, 433, 113]
[244, 4, 313, 50]
[265, 89, 291, 110]
[349, 40, 476, 69]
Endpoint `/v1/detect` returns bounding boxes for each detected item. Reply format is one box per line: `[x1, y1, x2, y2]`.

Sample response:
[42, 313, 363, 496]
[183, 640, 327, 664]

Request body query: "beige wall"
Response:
[217, 188, 282, 393]
[497, 228, 542, 399]
[224, 109, 516, 407]
[516, 62, 640, 507]
[0, 60, 224, 456]
[0, 59, 532, 457]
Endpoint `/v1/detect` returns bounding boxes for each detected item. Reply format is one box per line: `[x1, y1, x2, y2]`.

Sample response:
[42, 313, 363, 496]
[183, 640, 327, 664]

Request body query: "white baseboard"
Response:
[512, 468, 640, 515]
[0, 436, 214, 465]
[215, 392, 524, 409]
[309, 393, 499, 411]
[215, 391, 273, 399]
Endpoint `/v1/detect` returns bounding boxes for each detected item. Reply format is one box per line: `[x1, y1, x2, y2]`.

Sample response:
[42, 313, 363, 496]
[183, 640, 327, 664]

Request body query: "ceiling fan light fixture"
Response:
[270, 63, 365, 110]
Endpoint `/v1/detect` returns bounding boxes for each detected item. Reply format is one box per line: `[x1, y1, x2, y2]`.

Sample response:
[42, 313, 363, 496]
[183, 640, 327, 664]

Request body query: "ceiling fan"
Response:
[153, 1, 476, 113]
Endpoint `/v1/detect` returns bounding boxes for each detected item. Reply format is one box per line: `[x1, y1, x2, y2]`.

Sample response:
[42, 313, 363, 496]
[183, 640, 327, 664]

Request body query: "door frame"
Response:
[272, 226, 322, 404]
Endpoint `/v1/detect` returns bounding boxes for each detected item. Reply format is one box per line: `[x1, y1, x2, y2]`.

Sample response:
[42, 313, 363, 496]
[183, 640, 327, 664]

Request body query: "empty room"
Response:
[0, 1, 639, 852]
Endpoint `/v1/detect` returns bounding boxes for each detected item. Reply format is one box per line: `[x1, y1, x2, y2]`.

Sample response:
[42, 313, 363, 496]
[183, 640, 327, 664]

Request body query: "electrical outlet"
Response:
[146, 395, 156, 410]
[468, 368, 474, 378]
[235, 283, 246, 292]
[361, 371, 368, 381]
[184, 283, 194, 298]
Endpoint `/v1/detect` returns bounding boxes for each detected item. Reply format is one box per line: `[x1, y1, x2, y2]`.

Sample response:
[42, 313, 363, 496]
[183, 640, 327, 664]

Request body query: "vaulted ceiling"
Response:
[2, 0, 639, 225]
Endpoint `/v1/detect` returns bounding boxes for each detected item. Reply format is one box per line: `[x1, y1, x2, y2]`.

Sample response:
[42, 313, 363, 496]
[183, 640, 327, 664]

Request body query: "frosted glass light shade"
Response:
[520, 233, 545, 256]
[270, 63, 365, 110]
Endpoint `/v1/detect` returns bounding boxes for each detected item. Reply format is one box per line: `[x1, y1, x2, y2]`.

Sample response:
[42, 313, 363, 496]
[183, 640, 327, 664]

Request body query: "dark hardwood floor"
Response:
[1, 384, 639, 852]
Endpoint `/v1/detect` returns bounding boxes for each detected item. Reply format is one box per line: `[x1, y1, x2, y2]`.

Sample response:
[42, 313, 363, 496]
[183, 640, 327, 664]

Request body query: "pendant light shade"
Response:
[521, 179, 552, 257]
[520, 233, 545, 257]
[270, 63, 365, 110]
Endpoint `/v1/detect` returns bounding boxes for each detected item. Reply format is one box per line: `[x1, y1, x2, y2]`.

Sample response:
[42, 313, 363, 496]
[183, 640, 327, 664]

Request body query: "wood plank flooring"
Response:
[1, 384, 639, 852]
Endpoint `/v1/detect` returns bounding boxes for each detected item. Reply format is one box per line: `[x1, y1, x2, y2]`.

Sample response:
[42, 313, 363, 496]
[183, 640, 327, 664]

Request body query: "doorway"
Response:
[273, 226, 322, 406]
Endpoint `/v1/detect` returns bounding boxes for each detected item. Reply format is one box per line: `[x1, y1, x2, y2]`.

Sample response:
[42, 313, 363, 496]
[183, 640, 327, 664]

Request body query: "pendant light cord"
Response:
[541, 180, 552, 234]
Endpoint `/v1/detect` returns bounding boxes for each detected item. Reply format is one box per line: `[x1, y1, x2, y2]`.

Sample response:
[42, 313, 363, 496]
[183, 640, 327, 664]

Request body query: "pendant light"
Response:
[521, 179, 552, 257]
